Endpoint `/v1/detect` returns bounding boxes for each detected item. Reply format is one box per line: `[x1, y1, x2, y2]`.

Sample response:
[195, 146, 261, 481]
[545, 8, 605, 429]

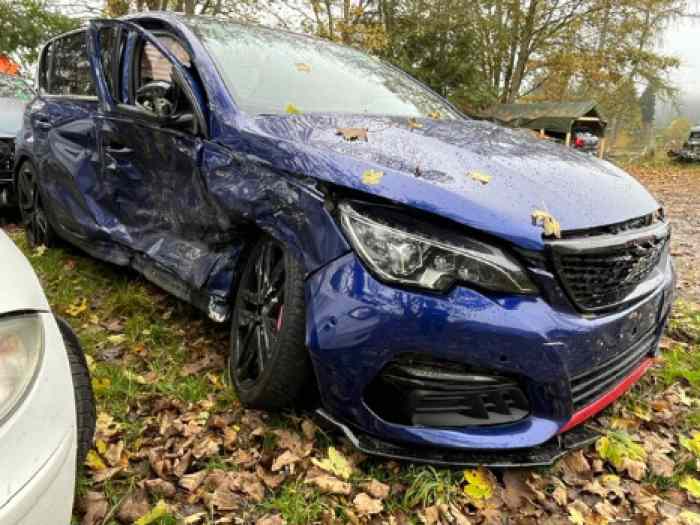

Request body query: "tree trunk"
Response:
[506, 0, 538, 102]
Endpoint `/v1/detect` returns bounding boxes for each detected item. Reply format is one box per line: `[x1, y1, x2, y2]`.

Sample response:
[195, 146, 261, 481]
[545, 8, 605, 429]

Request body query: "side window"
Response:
[132, 34, 198, 133]
[48, 31, 96, 97]
[138, 36, 191, 87]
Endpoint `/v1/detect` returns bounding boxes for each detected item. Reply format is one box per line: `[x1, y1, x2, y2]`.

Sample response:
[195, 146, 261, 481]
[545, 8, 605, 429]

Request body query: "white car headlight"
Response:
[339, 201, 537, 294]
[0, 315, 44, 422]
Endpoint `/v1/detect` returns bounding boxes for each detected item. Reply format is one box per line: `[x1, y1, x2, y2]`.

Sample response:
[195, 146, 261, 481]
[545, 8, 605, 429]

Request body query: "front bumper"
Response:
[305, 251, 674, 463]
[0, 314, 77, 524]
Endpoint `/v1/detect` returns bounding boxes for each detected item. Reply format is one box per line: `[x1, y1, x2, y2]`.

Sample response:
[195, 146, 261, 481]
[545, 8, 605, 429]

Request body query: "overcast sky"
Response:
[656, 15, 700, 124]
[663, 16, 700, 93]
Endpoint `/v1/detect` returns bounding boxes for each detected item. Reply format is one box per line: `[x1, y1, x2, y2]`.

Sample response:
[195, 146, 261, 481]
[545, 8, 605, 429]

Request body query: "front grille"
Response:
[0, 139, 14, 178]
[570, 330, 655, 411]
[560, 213, 655, 239]
[551, 221, 669, 312]
[365, 356, 530, 427]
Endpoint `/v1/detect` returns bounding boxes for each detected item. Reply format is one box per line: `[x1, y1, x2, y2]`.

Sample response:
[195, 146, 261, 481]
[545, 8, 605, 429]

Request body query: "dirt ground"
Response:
[629, 164, 700, 305]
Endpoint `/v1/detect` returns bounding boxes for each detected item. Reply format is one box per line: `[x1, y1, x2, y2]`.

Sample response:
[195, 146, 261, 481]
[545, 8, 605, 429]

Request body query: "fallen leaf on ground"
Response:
[568, 505, 587, 524]
[353, 492, 383, 516]
[462, 467, 494, 501]
[649, 451, 675, 477]
[134, 499, 170, 525]
[681, 432, 700, 457]
[306, 473, 352, 495]
[312, 447, 353, 479]
[681, 476, 700, 499]
[81, 491, 108, 525]
[596, 432, 646, 472]
[256, 465, 285, 489]
[301, 419, 317, 440]
[179, 469, 208, 492]
[66, 297, 88, 317]
[272, 450, 300, 472]
[360, 479, 390, 499]
[142, 479, 176, 498]
[117, 490, 150, 523]
[85, 450, 107, 472]
[502, 470, 532, 510]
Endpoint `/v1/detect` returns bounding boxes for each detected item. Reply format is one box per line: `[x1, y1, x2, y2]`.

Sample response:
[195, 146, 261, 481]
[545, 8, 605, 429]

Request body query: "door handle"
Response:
[35, 118, 52, 131]
[104, 141, 133, 154]
[106, 145, 133, 154]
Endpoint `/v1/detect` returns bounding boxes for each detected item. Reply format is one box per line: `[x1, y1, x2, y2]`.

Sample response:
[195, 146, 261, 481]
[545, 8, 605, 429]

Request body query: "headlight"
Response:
[338, 201, 536, 294]
[0, 315, 44, 422]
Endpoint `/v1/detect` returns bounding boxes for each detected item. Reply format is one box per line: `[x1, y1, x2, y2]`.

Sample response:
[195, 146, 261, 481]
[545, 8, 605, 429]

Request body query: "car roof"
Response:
[0, 231, 49, 313]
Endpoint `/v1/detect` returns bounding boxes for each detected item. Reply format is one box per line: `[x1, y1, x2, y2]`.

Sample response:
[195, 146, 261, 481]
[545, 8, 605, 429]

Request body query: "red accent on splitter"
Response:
[559, 357, 655, 434]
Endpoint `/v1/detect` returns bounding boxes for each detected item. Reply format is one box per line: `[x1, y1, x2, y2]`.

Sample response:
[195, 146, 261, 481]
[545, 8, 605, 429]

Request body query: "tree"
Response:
[0, 0, 79, 70]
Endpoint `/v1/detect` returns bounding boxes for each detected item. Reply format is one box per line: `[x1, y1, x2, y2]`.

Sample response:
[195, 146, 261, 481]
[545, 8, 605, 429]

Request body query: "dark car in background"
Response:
[15, 13, 675, 466]
[674, 126, 700, 161]
[0, 73, 34, 208]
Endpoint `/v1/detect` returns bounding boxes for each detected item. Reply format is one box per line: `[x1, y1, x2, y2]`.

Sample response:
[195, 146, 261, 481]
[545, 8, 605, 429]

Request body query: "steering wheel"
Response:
[136, 80, 178, 119]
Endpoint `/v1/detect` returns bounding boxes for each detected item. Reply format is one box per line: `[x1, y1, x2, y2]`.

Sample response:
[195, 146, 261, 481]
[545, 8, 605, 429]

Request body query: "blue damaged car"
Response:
[15, 13, 675, 466]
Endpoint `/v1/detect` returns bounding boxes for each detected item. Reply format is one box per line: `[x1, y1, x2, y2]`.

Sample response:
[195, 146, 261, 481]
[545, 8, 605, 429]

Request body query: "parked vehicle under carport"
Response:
[0, 73, 34, 208]
[669, 126, 700, 161]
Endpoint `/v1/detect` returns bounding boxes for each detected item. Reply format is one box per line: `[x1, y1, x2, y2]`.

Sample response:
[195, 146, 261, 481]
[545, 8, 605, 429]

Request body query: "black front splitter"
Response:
[315, 409, 599, 468]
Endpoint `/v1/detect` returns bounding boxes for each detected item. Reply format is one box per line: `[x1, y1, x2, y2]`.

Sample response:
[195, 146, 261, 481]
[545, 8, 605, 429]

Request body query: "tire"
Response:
[16, 161, 56, 248]
[55, 316, 96, 467]
[228, 235, 313, 410]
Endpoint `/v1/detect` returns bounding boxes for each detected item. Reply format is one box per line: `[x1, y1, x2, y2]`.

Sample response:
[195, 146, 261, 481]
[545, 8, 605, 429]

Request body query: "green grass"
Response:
[7, 224, 700, 523]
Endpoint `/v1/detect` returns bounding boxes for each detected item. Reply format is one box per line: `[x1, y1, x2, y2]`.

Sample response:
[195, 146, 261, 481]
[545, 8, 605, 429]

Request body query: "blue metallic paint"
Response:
[14, 12, 675, 454]
[306, 252, 673, 449]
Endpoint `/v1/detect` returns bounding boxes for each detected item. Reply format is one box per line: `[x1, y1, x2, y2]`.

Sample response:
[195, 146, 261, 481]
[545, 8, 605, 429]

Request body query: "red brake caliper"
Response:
[276, 304, 285, 332]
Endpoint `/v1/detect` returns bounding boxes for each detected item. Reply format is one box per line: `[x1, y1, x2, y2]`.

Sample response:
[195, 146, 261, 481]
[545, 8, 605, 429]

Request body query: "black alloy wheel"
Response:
[229, 236, 312, 409]
[17, 162, 54, 248]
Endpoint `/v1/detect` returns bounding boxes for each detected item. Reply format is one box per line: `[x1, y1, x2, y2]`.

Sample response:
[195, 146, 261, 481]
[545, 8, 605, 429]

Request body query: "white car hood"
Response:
[0, 231, 49, 313]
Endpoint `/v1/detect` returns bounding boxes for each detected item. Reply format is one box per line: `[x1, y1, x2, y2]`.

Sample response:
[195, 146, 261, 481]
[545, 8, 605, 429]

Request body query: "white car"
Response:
[0, 230, 95, 524]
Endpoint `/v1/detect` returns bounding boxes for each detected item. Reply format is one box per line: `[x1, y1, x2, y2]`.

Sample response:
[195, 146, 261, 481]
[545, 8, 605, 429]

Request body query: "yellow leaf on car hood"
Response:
[531, 209, 562, 239]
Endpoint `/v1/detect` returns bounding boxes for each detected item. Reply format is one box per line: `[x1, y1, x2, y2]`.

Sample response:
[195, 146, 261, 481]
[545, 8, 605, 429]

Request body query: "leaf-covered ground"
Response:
[3, 163, 700, 525]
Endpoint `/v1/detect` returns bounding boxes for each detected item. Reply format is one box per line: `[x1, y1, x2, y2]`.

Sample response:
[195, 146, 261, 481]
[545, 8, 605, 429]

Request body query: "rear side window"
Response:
[44, 31, 96, 97]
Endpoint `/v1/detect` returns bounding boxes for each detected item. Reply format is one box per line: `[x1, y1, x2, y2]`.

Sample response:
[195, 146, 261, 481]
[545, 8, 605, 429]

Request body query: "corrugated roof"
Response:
[481, 101, 605, 134]
[486, 101, 602, 122]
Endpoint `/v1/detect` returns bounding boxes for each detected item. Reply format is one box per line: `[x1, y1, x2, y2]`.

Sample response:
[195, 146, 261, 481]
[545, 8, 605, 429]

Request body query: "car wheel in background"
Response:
[228, 236, 313, 409]
[55, 316, 96, 467]
[17, 161, 56, 248]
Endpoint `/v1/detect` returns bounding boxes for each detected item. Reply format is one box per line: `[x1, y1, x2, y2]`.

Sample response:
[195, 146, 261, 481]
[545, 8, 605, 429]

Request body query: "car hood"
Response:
[0, 231, 49, 313]
[239, 114, 659, 250]
[0, 97, 27, 138]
